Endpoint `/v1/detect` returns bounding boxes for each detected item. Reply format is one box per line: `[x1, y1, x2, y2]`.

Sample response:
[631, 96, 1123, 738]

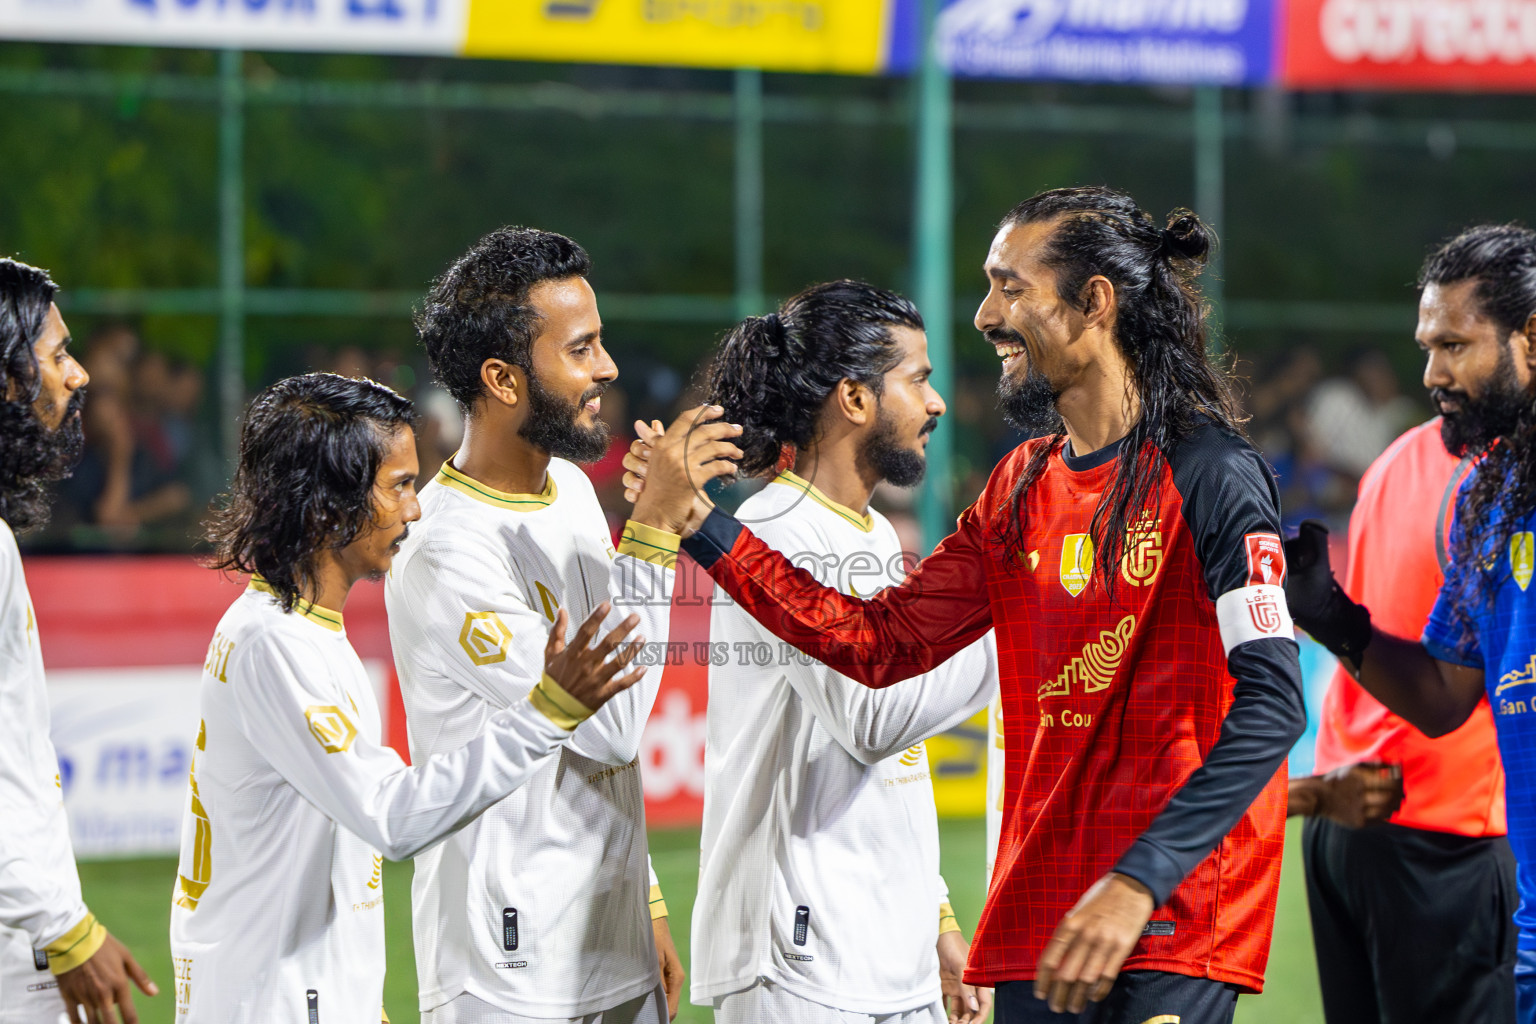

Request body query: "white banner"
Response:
[50, 663, 387, 859]
[0, 0, 465, 53]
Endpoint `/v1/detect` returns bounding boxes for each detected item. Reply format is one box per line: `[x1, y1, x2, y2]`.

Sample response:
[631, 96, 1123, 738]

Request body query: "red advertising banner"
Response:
[1282, 0, 1536, 89]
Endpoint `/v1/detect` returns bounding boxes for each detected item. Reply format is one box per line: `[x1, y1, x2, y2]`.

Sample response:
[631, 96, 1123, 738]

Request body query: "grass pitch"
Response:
[78, 818, 1322, 1023]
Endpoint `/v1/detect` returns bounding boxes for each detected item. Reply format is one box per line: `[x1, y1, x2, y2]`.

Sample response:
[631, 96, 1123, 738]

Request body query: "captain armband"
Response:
[1214, 585, 1295, 655]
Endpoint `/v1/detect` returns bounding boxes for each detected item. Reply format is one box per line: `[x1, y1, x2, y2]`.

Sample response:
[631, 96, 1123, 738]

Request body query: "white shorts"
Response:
[0, 924, 67, 1024]
[712, 979, 946, 1024]
[423, 985, 667, 1024]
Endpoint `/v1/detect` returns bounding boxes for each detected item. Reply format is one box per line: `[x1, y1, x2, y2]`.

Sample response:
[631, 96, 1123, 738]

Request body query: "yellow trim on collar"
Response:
[437, 457, 557, 510]
[648, 884, 669, 920]
[529, 673, 594, 731]
[772, 470, 874, 533]
[45, 912, 106, 975]
[938, 901, 961, 935]
[618, 520, 680, 569]
[249, 579, 344, 633]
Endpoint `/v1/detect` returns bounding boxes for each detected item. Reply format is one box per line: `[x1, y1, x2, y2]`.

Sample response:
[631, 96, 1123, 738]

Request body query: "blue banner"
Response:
[891, 0, 1275, 85]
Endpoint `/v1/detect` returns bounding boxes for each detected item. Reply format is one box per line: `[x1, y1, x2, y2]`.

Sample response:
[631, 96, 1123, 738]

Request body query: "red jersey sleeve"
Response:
[681, 498, 996, 689]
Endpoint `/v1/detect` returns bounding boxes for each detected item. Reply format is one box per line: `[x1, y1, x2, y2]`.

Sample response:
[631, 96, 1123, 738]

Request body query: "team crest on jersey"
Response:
[1120, 512, 1163, 587]
[459, 611, 513, 666]
[898, 743, 925, 767]
[1060, 534, 1095, 597]
[1512, 533, 1534, 591]
[1244, 533, 1285, 587]
[304, 705, 357, 754]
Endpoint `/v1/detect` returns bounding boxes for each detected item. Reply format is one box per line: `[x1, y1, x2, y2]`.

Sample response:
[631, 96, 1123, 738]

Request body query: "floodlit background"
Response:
[4, 0, 1535, 1019]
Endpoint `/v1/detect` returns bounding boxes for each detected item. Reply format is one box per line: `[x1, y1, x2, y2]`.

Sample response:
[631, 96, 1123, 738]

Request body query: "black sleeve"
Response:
[1112, 426, 1307, 907]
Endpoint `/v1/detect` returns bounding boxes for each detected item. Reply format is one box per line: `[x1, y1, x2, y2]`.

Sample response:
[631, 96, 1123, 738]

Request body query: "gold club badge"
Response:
[1513, 532, 1534, 592]
[459, 611, 513, 666]
[304, 705, 358, 754]
[1060, 534, 1094, 597]
[898, 743, 926, 767]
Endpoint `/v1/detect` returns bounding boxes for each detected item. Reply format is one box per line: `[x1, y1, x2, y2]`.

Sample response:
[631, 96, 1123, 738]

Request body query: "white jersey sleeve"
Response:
[757, 517, 998, 765]
[391, 521, 676, 768]
[0, 523, 95, 964]
[231, 628, 576, 861]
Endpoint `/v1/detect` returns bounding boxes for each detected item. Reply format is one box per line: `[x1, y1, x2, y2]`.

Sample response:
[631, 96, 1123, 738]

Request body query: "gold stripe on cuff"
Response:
[46, 912, 106, 975]
[529, 673, 594, 731]
[618, 521, 680, 569]
[938, 901, 961, 936]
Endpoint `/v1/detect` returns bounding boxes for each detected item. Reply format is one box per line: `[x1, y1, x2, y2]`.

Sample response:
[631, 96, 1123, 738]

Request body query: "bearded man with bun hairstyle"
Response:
[625, 187, 1308, 1024]
[684, 280, 995, 1024]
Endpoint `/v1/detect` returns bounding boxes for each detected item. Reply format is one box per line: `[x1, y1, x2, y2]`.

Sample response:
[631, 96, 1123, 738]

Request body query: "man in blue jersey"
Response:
[1285, 223, 1536, 1021]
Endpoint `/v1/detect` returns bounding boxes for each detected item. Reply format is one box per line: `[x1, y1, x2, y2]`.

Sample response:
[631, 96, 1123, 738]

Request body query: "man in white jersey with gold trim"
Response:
[169, 372, 657, 1024]
[628, 280, 996, 1024]
[387, 227, 739, 1024]
[0, 259, 159, 1024]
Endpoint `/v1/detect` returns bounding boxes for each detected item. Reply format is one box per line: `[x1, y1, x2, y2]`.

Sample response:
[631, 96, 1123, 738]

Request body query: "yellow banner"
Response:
[464, 0, 889, 73]
[927, 706, 989, 818]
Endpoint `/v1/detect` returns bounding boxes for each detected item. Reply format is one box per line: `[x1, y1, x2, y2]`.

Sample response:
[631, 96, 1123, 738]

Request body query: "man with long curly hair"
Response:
[1285, 223, 1536, 1024]
[169, 372, 653, 1024]
[626, 187, 1308, 1023]
[0, 258, 159, 1024]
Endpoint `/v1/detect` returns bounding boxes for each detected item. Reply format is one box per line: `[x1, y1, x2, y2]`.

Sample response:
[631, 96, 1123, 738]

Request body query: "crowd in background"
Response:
[33, 322, 1430, 554]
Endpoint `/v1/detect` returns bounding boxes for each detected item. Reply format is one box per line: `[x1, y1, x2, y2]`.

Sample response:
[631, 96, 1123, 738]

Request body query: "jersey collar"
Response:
[248, 578, 345, 633]
[436, 456, 558, 511]
[771, 470, 874, 533]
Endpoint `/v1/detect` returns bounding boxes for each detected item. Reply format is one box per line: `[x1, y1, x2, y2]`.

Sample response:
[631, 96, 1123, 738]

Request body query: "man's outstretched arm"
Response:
[627, 408, 995, 689]
[1285, 520, 1486, 737]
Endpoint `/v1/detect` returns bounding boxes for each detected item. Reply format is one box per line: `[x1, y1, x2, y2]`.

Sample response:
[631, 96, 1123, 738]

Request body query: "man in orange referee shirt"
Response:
[1288, 410, 1513, 1015]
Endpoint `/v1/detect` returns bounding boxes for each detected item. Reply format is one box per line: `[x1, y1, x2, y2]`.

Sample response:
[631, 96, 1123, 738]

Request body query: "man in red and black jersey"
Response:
[625, 187, 1306, 1023]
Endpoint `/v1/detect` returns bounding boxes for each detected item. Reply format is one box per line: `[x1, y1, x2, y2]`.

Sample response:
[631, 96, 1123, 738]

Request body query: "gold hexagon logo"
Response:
[460, 611, 513, 666]
[305, 705, 357, 754]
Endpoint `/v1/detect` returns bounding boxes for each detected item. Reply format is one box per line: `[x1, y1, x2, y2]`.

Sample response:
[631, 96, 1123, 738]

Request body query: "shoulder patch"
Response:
[305, 705, 357, 753]
[1244, 533, 1285, 587]
[460, 611, 513, 665]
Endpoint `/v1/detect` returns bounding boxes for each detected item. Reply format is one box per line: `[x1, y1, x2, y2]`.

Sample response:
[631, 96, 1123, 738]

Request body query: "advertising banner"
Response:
[0, 0, 894, 73]
[0, 0, 464, 53]
[464, 0, 892, 73]
[1281, 0, 1536, 90]
[927, 0, 1278, 84]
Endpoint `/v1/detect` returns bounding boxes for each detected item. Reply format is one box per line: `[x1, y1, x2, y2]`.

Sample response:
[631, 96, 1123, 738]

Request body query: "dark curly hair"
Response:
[0, 258, 82, 534]
[1422, 224, 1536, 625]
[705, 280, 923, 478]
[206, 373, 414, 612]
[996, 186, 1242, 587]
[417, 227, 592, 410]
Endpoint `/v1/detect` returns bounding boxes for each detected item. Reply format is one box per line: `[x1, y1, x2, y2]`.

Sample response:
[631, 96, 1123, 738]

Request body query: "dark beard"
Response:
[519, 373, 611, 464]
[991, 328, 1062, 436]
[859, 409, 935, 488]
[1436, 344, 1526, 457]
[0, 389, 86, 533]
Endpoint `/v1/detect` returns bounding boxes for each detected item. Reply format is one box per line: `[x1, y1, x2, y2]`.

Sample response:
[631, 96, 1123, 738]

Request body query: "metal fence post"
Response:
[914, 0, 954, 553]
[1194, 85, 1225, 348]
[734, 68, 765, 319]
[218, 48, 245, 469]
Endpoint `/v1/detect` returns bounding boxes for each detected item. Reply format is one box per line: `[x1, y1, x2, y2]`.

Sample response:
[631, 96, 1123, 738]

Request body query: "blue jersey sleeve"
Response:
[1422, 580, 1483, 669]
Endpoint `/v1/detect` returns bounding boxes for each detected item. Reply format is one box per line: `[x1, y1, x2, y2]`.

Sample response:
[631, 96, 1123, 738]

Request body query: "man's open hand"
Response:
[1035, 872, 1154, 1014]
[543, 604, 646, 711]
[937, 928, 991, 1024]
[626, 406, 742, 538]
[57, 930, 157, 1024]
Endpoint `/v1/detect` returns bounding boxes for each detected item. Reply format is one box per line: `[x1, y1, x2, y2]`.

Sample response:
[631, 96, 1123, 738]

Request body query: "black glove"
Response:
[1283, 520, 1372, 665]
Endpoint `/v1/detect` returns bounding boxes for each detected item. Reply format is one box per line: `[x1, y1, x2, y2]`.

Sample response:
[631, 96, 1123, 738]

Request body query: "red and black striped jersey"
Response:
[681, 421, 1306, 992]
